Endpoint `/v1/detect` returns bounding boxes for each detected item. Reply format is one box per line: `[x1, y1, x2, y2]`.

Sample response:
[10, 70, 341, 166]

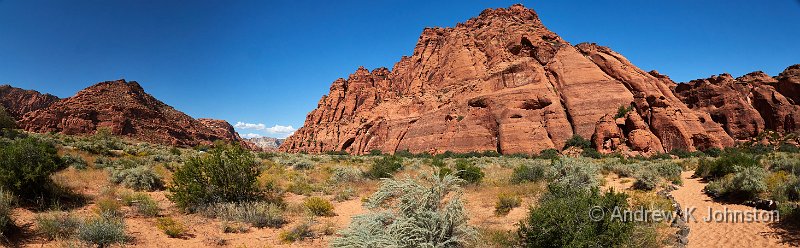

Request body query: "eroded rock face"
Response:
[246, 137, 285, 151]
[675, 65, 800, 141]
[0, 85, 59, 119]
[281, 4, 744, 155]
[18, 80, 244, 147]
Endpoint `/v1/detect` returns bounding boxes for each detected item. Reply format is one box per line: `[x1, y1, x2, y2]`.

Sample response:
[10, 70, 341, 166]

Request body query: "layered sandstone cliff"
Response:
[0, 85, 60, 120]
[674, 66, 800, 141]
[14, 79, 245, 147]
[281, 4, 752, 155]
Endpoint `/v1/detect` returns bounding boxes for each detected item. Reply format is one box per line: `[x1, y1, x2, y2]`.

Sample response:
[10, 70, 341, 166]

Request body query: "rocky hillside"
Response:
[281, 4, 797, 155]
[5, 79, 246, 147]
[0, 85, 59, 119]
[245, 137, 284, 151]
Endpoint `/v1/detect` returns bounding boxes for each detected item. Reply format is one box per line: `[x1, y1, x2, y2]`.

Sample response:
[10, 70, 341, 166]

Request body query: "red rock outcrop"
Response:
[674, 65, 800, 141]
[18, 79, 245, 147]
[281, 4, 742, 155]
[0, 85, 59, 119]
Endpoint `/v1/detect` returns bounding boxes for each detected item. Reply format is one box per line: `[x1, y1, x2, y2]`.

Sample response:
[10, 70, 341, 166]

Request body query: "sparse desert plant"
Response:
[0, 137, 64, 199]
[705, 167, 768, 201]
[331, 173, 477, 247]
[204, 202, 285, 228]
[633, 169, 659, 191]
[121, 192, 159, 217]
[77, 214, 126, 247]
[95, 198, 123, 218]
[62, 154, 88, 170]
[694, 151, 758, 179]
[548, 158, 600, 190]
[156, 217, 187, 238]
[615, 105, 633, 118]
[517, 185, 633, 247]
[511, 163, 546, 184]
[304, 197, 335, 217]
[334, 188, 357, 202]
[365, 155, 403, 179]
[454, 159, 484, 184]
[36, 211, 80, 240]
[494, 193, 521, 216]
[279, 221, 314, 243]
[168, 144, 262, 211]
[329, 166, 363, 184]
[110, 165, 164, 191]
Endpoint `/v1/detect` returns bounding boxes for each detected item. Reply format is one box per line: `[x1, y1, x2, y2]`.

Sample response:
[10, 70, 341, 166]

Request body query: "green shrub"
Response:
[369, 149, 383, 156]
[76, 128, 125, 156]
[494, 193, 521, 216]
[365, 155, 403, 179]
[517, 185, 633, 247]
[581, 147, 602, 158]
[703, 148, 723, 157]
[454, 159, 484, 184]
[779, 144, 800, 153]
[0, 137, 64, 199]
[304, 197, 335, 217]
[694, 152, 758, 179]
[156, 217, 187, 238]
[279, 221, 314, 243]
[36, 211, 80, 240]
[110, 165, 164, 191]
[705, 167, 768, 201]
[669, 148, 704, 158]
[633, 170, 659, 191]
[62, 154, 88, 170]
[564, 135, 591, 150]
[334, 188, 357, 202]
[0, 106, 15, 130]
[77, 214, 126, 247]
[538, 148, 560, 160]
[168, 144, 262, 211]
[203, 202, 285, 228]
[511, 163, 546, 184]
[0, 190, 16, 240]
[615, 105, 633, 118]
[332, 173, 477, 247]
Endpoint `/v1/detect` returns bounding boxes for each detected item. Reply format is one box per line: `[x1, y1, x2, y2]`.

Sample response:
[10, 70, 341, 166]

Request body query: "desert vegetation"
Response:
[0, 125, 798, 247]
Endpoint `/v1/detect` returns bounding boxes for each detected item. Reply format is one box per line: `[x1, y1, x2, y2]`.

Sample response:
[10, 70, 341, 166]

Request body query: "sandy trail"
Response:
[671, 171, 793, 247]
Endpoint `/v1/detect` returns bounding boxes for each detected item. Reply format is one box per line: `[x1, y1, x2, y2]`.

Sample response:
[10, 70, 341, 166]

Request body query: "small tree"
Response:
[563, 135, 591, 150]
[0, 106, 15, 130]
[168, 144, 261, 212]
[332, 173, 477, 247]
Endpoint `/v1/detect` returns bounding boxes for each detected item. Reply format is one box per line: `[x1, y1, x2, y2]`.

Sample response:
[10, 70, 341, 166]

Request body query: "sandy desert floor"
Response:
[672, 171, 799, 248]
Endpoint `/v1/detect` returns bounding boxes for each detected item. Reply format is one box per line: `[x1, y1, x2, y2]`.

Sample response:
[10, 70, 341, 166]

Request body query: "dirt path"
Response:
[671, 171, 792, 247]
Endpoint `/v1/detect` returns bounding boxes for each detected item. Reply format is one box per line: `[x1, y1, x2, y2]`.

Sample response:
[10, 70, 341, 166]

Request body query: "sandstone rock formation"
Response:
[675, 66, 800, 141]
[246, 137, 285, 151]
[16, 79, 246, 147]
[0, 85, 59, 119]
[281, 4, 751, 155]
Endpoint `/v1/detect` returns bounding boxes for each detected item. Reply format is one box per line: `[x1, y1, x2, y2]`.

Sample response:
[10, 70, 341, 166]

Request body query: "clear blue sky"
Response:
[1, 0, 798, 138]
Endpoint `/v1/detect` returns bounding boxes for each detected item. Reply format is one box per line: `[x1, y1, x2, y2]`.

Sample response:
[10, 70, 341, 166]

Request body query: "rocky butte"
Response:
[280, 4, 798, 156]
[0, 79, 250, 148]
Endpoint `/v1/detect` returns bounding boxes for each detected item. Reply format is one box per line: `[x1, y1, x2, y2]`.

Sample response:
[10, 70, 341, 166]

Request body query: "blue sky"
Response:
[1, 0, 798, 138]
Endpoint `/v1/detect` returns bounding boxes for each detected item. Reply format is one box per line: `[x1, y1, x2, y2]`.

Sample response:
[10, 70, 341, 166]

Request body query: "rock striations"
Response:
[281, 4, 797, 155]
[2, 79, 246, 147]
[246, 137, 285, 151]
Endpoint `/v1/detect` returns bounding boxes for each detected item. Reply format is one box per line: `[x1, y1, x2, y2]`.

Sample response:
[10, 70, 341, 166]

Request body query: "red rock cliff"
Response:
[280, 4, 743, 155]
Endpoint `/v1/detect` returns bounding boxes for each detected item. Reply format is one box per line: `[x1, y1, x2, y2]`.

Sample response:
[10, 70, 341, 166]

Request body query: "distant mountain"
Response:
[1, 79, 248, 148]
[281, 4, 799, 156]
[246, 137, 284, 151]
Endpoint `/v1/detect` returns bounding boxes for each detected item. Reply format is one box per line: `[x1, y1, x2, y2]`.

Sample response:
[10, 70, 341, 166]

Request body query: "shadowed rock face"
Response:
[16, 79, 245, 147]
[675, 66, 800, 141]
[280, 4, 753, 155]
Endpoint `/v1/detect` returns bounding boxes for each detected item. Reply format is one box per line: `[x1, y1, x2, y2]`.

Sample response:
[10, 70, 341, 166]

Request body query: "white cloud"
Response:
[241, 133, 262, 139]
[234, 122, 266, 130]
[265, 125, 296, 135]
[234, 122, 296, 138]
